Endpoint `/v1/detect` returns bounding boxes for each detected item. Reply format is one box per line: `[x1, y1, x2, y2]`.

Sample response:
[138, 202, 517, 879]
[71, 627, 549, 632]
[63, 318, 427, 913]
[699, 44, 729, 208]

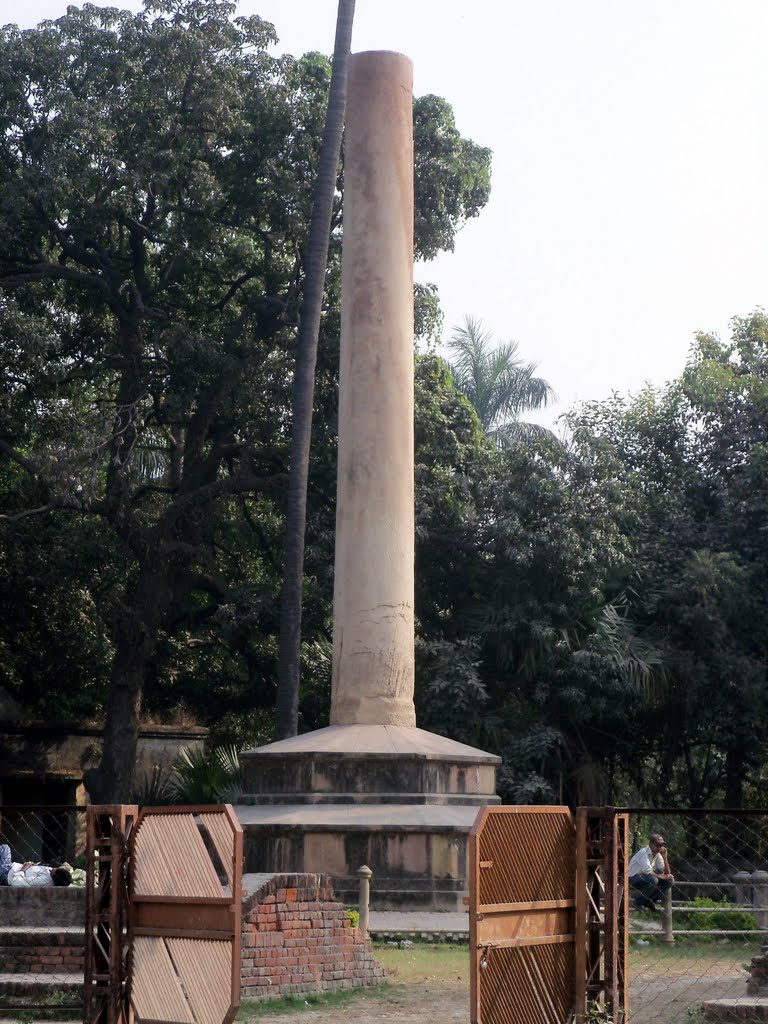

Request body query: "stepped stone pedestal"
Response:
[237, 726, 499, 909]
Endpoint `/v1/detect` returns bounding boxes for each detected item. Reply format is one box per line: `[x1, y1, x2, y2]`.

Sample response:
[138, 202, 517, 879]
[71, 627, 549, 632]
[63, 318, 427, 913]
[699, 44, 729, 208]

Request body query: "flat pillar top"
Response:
[241, 724, 500, 764]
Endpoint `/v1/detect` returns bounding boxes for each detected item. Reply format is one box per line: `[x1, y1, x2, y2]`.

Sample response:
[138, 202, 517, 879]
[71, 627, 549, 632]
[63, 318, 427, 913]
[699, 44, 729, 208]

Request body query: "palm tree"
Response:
[447, 315, 555, 444]
[275, 1, 356, 739]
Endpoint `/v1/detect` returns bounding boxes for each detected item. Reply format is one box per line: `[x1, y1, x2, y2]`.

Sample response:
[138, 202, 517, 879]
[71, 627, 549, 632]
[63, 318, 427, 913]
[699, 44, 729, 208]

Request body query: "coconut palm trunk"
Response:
[275, 0, 356, 739]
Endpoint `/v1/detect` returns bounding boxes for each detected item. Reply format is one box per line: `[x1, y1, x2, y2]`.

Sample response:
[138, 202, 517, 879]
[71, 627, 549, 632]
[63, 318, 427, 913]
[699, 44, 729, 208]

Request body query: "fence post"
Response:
[357, 864, 372, 936]
[661, 887, 675, 944]
[751, 870, 768, 930]
[733, 870, 752, 907]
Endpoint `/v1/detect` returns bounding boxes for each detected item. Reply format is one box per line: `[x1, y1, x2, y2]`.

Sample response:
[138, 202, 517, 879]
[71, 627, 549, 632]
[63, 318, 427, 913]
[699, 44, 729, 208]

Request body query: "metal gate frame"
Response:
[85, 804, 138, 1024]
[469, 805, 629, 1024]
[575, 807, 629, 1023]
[85, 804, 242, 1024]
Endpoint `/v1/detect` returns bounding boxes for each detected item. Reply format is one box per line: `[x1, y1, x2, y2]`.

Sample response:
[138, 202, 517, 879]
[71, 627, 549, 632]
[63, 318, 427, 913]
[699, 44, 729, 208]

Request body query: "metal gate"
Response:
[469, 806, 628, 1024]
[85, 804, 242, 1024]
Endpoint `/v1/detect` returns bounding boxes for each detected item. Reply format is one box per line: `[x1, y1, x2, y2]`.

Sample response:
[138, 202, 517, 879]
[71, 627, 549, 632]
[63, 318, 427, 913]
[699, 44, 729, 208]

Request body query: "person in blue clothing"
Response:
[0, 843, 11, 885]
[628, 833, 674, 910]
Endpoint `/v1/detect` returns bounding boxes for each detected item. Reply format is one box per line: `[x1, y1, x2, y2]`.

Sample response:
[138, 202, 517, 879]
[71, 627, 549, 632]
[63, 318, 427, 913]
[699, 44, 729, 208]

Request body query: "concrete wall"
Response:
[0, 722, 207, 797]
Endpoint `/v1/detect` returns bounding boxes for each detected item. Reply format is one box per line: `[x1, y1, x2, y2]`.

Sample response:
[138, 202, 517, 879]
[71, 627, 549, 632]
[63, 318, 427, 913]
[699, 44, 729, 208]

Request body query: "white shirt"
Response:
[7, 863, 54, 887]
[628, 846, 664, 877]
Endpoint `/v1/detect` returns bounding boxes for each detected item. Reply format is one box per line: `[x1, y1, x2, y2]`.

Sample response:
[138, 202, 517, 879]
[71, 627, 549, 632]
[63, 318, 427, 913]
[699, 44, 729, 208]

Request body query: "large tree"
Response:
[0, 0, 491, 799]
[567, 313, 768, 808]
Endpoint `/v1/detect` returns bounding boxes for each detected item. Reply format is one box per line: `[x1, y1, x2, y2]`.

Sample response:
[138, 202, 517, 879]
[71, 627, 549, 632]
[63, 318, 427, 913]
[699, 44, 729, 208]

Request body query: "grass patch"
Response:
[373, 941, 470, 985]
[238, 986, 394, 1019]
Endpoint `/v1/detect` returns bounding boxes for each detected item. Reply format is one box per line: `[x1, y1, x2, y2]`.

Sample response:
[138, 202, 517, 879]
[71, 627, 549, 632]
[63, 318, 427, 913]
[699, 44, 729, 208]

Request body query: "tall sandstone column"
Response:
[330, 51, 416, 727]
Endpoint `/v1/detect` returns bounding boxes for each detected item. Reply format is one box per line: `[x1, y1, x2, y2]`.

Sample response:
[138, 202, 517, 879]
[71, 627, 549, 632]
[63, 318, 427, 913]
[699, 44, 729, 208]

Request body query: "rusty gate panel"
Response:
[128, 805, 243, 1024]
[469, 806, 577, 1024]
[85, 804, 138, 1024]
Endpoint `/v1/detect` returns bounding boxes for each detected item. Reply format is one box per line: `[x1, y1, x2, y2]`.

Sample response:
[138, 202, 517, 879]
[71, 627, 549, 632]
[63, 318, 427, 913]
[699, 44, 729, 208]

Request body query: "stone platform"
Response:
[237, 724, 500, 910]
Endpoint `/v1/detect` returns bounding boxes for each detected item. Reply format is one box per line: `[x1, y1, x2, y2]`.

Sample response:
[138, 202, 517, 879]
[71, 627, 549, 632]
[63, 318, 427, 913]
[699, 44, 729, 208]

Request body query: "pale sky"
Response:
[9, 0, 768, 428]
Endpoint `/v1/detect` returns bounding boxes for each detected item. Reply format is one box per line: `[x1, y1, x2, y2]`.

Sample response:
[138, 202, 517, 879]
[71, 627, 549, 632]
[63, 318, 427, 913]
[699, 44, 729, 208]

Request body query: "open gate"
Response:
[469, 806, 629, 1024]
[85, 805, 242, 1024]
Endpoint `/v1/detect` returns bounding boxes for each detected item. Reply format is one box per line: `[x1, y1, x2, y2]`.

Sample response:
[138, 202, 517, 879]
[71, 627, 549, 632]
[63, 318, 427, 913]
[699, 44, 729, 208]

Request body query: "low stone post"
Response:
[733, 870, 752, 907]
[661, 887, 675, 944]
[357, 864, 373, 936]
[751, 870, 768, 930]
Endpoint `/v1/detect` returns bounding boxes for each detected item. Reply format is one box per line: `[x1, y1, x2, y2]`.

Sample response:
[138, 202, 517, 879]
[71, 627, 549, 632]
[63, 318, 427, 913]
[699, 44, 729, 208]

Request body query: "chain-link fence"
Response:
[625, 809, 768, 1024]
[0, 805, 87, 1019]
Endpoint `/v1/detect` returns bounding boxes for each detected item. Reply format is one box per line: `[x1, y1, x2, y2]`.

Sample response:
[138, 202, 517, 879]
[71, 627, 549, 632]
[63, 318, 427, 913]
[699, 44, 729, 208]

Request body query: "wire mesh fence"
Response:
[0, 805, 87, 1018]
[625, 809, 768, 1024]
[3, 803, 768, 1023]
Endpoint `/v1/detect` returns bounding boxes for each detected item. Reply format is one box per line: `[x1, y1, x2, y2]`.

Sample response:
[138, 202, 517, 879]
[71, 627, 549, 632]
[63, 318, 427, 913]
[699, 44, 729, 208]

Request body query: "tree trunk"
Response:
[83, 616, 152, 803]
[276, 0, 356, 739]
[724, 743, 744, 809]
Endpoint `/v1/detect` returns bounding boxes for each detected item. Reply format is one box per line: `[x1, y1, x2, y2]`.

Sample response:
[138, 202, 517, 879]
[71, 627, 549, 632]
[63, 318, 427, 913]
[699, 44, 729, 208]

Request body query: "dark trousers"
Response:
[629, 873, 672, 909]
[0, 843, 10, 885]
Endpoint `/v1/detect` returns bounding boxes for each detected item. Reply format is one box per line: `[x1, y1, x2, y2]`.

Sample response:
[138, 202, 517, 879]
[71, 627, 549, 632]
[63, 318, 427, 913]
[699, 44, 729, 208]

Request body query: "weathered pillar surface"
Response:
[330, 51, 416, 727]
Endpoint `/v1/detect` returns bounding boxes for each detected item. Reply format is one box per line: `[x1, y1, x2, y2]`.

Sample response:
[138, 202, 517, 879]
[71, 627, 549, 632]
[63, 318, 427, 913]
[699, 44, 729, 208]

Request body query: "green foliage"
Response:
[566, 316, 768, 808]
[413, 96, 491, 261]
[345, 908, 359, 927]
[674, 897, 757, 936]
[585, 1002, 616, 1024]
[446, 315, 554, 444]
[133, 743, 242, 805]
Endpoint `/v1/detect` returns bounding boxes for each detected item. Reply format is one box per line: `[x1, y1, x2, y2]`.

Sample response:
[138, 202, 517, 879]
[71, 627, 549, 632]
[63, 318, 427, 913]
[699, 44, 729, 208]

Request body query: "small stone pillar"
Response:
[330, 51, 417, 728]
[751, 870, 768, 930]
[661, 887, 675, 944]
[733, 870, 752, 907]
[357, 864, 373, 936]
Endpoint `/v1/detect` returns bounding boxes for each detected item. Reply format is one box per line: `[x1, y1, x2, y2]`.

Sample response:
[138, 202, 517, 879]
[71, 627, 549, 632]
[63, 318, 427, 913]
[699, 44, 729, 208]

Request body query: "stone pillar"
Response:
[357, 864, 372, 935]
[733, 870, 752, 907]
[751, 869, 768, 930]
[330, 51, 416, 728]
[661, 887, 674, 944]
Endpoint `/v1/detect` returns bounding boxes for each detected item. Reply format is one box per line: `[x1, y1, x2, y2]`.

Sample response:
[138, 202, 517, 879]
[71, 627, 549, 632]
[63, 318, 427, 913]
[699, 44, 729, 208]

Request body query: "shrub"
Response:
[674, 897, 756, 936]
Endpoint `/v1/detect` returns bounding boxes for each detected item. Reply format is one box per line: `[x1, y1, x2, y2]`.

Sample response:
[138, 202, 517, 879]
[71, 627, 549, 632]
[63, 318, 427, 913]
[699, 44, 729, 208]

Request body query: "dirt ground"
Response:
[242, 945, 469, 1024]
[244, 981, 468, 1023]
[242, 944, 755, 1024]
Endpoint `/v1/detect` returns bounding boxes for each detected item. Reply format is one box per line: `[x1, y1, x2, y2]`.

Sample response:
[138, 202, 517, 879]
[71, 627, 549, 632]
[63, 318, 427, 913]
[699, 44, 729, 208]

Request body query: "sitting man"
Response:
[628, 833, 674, 911]
[0, 845, 72, 888]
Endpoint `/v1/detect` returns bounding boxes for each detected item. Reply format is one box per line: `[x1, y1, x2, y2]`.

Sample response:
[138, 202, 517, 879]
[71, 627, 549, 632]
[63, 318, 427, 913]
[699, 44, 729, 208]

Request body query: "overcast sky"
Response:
[11, 0, 768, 428]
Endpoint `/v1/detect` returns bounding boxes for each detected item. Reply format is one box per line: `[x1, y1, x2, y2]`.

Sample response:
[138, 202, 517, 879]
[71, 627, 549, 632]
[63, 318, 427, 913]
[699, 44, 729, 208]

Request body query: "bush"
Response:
[674, 897, 756, 935]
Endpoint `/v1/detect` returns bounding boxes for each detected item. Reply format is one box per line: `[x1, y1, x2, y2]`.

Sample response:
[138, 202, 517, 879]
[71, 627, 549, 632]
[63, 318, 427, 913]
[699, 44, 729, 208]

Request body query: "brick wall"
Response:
[240, 873, 385, 1002]
[0, 928, 85, 973]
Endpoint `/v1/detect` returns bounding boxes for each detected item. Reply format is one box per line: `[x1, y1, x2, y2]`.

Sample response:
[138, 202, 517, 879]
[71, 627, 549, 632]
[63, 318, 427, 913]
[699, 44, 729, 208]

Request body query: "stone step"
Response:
[0, 888, 85, 928]
[0, 1020, 81, 1024]
[0, 927, 85, 944]
[0, 970, 83, 987]
[0, 972, 83, 995]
